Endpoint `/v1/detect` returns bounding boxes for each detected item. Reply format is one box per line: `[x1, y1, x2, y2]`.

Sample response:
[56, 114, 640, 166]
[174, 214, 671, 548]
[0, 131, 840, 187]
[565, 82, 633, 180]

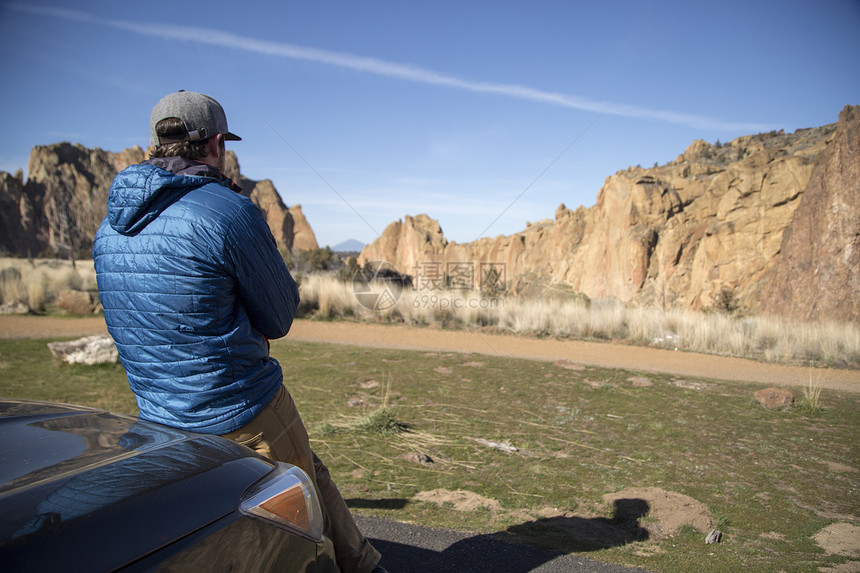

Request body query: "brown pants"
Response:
[222, 385, 380, 573]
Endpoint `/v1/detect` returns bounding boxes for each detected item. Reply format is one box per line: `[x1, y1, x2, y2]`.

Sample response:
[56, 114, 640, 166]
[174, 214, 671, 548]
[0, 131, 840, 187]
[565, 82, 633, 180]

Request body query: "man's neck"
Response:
[145, 157, 242, 194]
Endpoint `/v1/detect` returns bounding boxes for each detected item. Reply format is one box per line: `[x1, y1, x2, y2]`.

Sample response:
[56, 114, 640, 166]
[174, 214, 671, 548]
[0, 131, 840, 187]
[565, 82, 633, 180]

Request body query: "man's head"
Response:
[148, 91, 241, 171]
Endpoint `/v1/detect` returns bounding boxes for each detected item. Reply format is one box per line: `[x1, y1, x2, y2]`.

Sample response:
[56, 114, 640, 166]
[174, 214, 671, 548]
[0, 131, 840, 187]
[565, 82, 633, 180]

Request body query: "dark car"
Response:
[0, 398, 338, 572]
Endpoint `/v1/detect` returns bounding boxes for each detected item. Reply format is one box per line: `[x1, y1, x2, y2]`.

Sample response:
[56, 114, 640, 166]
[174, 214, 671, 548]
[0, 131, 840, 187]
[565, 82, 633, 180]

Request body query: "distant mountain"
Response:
[332, 239, 365, 253]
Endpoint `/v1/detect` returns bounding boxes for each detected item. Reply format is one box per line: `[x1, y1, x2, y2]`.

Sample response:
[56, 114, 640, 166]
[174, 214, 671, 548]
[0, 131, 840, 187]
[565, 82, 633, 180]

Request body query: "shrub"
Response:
[338, 256, 361, 283]
[357, 407, 405, 436]
[709, 286, 741, 315]
[800, 373, 824, 414]
[297, 247, 335, 272]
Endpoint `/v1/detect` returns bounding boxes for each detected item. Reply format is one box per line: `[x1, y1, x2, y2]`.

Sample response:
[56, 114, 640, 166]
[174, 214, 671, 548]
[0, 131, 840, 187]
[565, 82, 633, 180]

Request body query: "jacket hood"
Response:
[106, 158, 236, 236]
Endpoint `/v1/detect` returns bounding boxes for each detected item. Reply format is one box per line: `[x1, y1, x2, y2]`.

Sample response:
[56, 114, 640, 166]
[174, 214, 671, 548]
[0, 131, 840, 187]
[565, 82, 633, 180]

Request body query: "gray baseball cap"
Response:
[150, 91, 241, 147]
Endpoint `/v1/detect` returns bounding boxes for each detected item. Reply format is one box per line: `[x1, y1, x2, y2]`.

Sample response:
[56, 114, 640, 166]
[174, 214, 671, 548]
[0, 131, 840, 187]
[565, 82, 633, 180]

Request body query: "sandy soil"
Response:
[2, 315, 858, 392]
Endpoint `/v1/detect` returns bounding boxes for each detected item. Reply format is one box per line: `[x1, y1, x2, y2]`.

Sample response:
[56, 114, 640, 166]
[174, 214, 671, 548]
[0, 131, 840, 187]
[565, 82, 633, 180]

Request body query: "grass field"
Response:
[1, 336, 858, 573]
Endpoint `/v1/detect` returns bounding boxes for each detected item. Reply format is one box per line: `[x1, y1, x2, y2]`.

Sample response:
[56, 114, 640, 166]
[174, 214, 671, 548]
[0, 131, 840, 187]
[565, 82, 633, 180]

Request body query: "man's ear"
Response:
[208, 134, 223, 158]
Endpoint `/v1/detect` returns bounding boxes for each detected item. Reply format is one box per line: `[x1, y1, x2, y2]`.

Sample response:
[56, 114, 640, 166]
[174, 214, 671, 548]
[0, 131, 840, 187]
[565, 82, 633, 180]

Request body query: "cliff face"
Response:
[360, 107, 858, 320]
[761, 106, 860, 322]
[566, 123, 827, 311]
[0, 170, 36, 257]
[0, 143, 146, 258]
[0, 146, 317, 257]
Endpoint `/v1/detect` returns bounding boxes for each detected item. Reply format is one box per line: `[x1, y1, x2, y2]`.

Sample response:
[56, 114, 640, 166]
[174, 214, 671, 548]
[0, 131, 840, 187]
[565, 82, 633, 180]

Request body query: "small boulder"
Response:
[705, 529, 723, 544]
[754, 387, 795, 410]
[555, 359, 585, 371]
[47, 335, 118, 365]
[402, 452, 434, 466]
[0, 300, 29, 315]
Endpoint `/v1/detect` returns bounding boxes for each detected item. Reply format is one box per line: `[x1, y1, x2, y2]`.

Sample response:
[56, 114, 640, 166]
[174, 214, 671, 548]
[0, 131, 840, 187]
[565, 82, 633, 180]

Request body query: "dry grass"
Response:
[299, 273, 358, 319]
[294, 274, 860, 367]
[0, 258, 97, 311]
[2, 260, 857, 367]
[801, 370, 824, 413]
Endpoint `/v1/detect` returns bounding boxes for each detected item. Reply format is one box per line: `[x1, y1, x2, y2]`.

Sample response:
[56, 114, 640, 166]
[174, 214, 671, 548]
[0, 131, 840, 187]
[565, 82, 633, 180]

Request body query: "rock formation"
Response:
[239, 178, 318, 253]
[360, 107, 858, 320]
[0, 145, 317, 258]
[761, 105, 860, 322]
[0, 170, 36, 257]
[226, 152, 319, 253]
[0, 143, 146, 259]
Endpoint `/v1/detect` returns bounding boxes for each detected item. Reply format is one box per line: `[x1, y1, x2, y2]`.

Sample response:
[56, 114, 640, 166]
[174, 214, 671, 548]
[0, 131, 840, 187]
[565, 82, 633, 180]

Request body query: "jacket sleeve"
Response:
[224, 202, 299, 339]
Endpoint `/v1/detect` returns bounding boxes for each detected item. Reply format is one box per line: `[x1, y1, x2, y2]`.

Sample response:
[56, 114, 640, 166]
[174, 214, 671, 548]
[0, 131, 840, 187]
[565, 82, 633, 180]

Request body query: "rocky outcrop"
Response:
[564, 123, 828, 311]
[214, 151, 318, 253]
[0, 143, 146, 258]
[761, 105, 860, 322]
[361, 214, 449, 272]
[287, 205, 319, 252]
[0, 145, 317, 257]
[0, 169, 36, 257]
[360, 107, 857, 319]
[227, 151, 319, 252]
[238, 175, 318, 253]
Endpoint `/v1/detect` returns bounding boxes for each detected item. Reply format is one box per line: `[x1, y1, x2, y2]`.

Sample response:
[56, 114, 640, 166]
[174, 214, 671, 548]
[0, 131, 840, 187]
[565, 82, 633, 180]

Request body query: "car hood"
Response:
[0, 399, 274, 569]
[0, 399, 195, 495]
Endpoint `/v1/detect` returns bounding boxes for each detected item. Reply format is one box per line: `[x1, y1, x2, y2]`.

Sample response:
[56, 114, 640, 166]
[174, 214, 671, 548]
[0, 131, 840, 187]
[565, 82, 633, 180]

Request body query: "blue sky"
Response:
[1, 1, 858, 249]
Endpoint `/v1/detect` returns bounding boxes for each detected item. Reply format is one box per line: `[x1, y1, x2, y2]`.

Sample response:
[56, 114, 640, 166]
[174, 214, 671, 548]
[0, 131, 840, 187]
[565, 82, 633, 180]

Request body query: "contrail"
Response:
[8, 3, 777, 132]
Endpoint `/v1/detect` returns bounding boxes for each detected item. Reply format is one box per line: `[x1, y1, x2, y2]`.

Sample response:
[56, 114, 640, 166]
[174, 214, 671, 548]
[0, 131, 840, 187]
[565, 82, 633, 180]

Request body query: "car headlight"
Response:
[239, 463, 324, 543]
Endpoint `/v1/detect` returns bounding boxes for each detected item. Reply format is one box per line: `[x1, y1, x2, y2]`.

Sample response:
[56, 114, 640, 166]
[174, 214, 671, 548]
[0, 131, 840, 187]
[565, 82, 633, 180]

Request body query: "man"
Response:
[93, 91, 384, 573]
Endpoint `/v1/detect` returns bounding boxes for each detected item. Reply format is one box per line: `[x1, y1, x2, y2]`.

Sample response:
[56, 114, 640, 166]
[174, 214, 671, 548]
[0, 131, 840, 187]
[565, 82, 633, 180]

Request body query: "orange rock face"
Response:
[360, 108, 858, 319]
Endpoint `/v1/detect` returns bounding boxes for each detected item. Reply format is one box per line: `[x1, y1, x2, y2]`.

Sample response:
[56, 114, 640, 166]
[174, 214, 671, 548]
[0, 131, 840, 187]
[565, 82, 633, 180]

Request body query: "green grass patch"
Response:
[0, 338, 135, 414]
[1, 337, 858, 573]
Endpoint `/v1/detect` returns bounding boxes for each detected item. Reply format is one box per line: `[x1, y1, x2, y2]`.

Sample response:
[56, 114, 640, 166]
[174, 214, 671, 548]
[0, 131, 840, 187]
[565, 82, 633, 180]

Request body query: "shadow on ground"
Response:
[350, 498, 653, 573]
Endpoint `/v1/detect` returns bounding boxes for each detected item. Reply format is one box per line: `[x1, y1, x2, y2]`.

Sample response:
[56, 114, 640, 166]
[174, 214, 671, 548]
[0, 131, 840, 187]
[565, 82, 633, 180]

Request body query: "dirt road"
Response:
[3, 315, 858, 392]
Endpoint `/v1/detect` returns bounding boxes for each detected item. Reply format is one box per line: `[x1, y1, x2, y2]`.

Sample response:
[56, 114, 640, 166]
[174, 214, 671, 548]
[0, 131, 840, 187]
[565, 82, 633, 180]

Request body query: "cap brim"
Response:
[224, 131, 242, 141]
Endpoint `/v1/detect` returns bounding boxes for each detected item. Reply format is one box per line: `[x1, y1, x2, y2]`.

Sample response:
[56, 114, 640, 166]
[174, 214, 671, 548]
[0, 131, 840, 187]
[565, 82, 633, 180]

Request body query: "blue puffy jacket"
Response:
[93, 158, 299, 434]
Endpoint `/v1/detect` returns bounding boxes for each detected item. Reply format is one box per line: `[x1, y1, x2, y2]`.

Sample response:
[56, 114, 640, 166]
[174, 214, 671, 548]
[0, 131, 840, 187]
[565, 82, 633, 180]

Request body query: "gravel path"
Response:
[3, 315, 857, 392]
